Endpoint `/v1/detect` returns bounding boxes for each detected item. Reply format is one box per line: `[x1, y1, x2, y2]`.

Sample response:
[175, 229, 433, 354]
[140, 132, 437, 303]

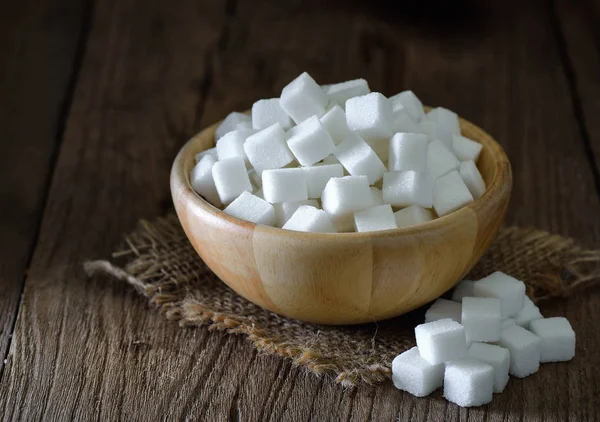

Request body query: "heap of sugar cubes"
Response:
[392, 271, 576, 407]
[190, 72, 486, 232]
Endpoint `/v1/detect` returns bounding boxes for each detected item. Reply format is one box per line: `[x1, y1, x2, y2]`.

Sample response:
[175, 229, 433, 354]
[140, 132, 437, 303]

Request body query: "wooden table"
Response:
[2, 0, 600, 420]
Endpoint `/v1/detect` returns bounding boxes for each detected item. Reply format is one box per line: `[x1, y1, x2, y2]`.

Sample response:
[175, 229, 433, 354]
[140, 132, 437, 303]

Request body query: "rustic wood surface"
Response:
[1, 0, 599, 420]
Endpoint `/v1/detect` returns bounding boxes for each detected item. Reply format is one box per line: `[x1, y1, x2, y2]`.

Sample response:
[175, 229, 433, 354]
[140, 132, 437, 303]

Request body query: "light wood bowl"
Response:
[171, 111, 512, 325]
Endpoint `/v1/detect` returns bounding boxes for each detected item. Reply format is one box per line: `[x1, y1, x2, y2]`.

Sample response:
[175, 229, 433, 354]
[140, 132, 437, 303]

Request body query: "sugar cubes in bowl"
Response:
[171, 72, 512, 324]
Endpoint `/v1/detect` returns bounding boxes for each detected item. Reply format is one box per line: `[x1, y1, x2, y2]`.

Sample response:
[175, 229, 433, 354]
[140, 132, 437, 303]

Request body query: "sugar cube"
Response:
[444, 358, 494, 407]
[345, 93, 393, 142]
[353, 204, 397, 232]
[529, 317, 575, 363]
[426, 107, 461, 135]
[195, 147, 218, 163]
[274, 199, 320, 227]
[467, 342, 510, 393]
[216, 129, 255, 163]
[432, 170, 474, 217]
[212, 157, 253, 204]
[415, 318, 467, 365]
[502, 318, 516, 329]
[235, 121, 253, 131]
[473, 271, 526, 318]
[262, 168, 308, 203]
[282, 205, 336, 233]
[321, 79, 370, 108]
[424, 298, 462, 323]
[304, 164, 344, 199]
[223, 191, 276, 226]
[394, 205, 434, 228]
[391, 109, 422, 134]
[251, 98, 293, 130]
[461, 297, 502, 343]
[514, 297, 543, 329]
[453, 134, 483, 162]
[215, 111, 251, 140]
[190, 154, 222, 207]
[391, 347, 444, 397]
[420, 121, 454, 149]
[389, 90, 426, 122]
[334, 134, 386, 184]
[382, 171, 434, 208]
[319, 105, 351, 145]
[426, 140, 460, 180]
[321, 175, 372, 220]
[287, 116, 336, 166]
[244, 123, 295, 173]
[388, 133, 429, 172]
[370, 187, 384, 206]
[451, 280, 475, 302]
[498, 325, 541, 378]
[280, 72, 328, 124]
[460, 160, 486, 199]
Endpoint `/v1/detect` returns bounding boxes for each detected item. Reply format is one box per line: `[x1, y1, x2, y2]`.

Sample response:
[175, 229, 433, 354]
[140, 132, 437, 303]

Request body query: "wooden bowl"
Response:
[171, 112, 512, 325]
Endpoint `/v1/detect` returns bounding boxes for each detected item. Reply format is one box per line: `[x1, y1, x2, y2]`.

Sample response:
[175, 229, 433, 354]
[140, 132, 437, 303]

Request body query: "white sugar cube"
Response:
[444, 358, 494, 407]
[287, 116, 336, 166]
[235, 121, 253, 131]
[282, 205, 336, 233]
[345, 93, 393, 142]
[529, 317, 575, 363]
[451, 280, 475, 302]
[248, 169, 262, 188]
[280, 72, 328, 124]
[388, 133, 429, 172]
[223, 191, 276, 226]
[274, 199, 319, 227]
[502, 318, 516, 329]
[426, 107, 461, 135]
[461, 297, 502, 343]
[321, 175, 372, 220]
[262, 168, 308, 204]
[424, 298, 462, 323]
[389, 90, 426, 122]
[391, 347, 444, 397]
[415, 318, 467, 365]
[467, 342, 510, 393]
[497, 325, 541, 378]
[216, 129, 255, 163]
[460, 160, 486, 199]
[251, 98, 293, 130]
[353, 204, 397, 232]
[420, 121, 454, 149]
[319, 105, 350, 145]
[244, 123, 295, 173]
[190, 154, 222, 207]
[514, 297, 543, 329]
[195, 147, 218, 163]
[453, 134, 483, 162]
[212, 157, 253, 204]
[369, 187, 384, 206]
[304, 164, 344, 199]
[321, 79, 370, 108]
[426, 140, 460, 180]
[334, 134, 386, 184]
[215, 112, 251, 140]
[433, 170, 474, 217]
[382, 171, 434, 208]
[394, 205, 434, 228]
[473, 271, 526, 318]
[391, 109, 422, 134]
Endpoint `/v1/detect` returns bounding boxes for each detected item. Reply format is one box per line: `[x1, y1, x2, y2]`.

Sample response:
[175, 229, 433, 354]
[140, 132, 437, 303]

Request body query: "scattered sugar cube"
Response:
[462, 297, 502, 343]
[215, 111, 251, 140]
[502, 318, 516, 329]
[427, 107, 461, 135]
[251, 98, 293, 130]
[304, 164, 344, 199]
[223, 191, 276, 226]
[394, 205, 434, 228]
[514, 297, 543, 329]
[248, 168, 262, 188]
[212, 157, 253, 204]
[426, 140, 460, 180]
[383, 171, 434, 208]
[444, 358, 494, 407]
[391, 109, 422, 134]
[273, 199, 320, 227]
[190, 154, 222, 207]
[468, 342, 510, 393]
[529, 317, 575, 363]
[319, 105, 351, 145]
[321, 79, 370, 108]
[262, 168, 308, 203]
[497, 325, 541, 378]
[280, 72, 328, 124]
[235, 121, 253, 131]
[244, 123, 295, 173]
[345, 93, 393, 142]
[282, 205, 336, 233]
[425, 298, 462, 323]
[287, 116, 336, 166]
[460, 160, 486, 199]
[392, 347, 444, 397]
[321, 175, 372, 220]
[473, 271, 526, 318]
[388, 133, 429, 172]
[433, 170, 474, 217]
[334, 134, 386, 184]
[216, 129, 255, 163]
[195, 147, 218, 164]
[389, 90, 426, 122]
[415, 318, 467, 365]
[451, 280, 475, 302]
[453, 134, 483, 162]
[369, 187, 384, 206]
[353, 204, 397, 232]
[420, 121, 454, 149]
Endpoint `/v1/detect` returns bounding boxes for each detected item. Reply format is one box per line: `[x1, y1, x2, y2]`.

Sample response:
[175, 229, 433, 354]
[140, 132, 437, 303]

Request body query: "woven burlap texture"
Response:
[85, 214, 600, 386]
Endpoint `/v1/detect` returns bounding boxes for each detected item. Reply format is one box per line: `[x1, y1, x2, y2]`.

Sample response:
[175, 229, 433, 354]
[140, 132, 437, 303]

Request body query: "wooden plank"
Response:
[0, 0, 89, 371]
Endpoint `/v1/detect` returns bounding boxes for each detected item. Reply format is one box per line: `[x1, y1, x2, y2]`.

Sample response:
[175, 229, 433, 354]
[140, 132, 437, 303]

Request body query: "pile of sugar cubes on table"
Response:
[392, 271, 576, 407]
[190, 72, 487, 232]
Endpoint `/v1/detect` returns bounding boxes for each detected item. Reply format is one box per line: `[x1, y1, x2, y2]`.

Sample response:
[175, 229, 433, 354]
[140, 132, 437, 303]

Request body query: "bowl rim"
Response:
[171, 111, 511, 239]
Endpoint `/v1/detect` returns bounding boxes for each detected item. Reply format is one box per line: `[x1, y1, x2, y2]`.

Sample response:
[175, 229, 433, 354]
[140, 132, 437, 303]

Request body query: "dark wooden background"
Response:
[1, 0, 600, 420]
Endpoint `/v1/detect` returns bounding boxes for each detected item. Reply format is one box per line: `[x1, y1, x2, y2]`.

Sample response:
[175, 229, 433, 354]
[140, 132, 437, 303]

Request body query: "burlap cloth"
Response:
[85, 214, 600, 386]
